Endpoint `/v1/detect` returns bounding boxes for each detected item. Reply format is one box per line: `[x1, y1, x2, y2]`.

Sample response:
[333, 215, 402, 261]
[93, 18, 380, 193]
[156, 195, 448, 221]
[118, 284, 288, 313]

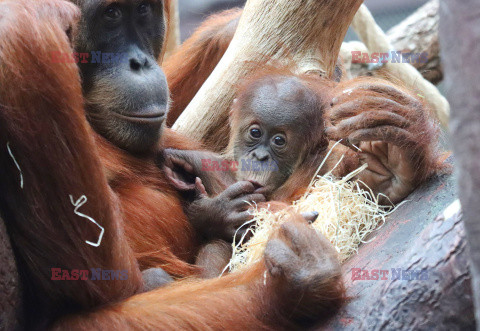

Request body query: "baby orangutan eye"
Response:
[272, 135, 286, 147]
[249, 127, 262, 139]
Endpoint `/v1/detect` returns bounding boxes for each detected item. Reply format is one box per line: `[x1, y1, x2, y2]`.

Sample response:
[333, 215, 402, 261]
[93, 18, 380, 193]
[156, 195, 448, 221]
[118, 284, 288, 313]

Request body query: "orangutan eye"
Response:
[249, 127, 262, 139]
[272, 135, 286, 147]
[138, 2, 152, 16]
[104, 5, 122, 21]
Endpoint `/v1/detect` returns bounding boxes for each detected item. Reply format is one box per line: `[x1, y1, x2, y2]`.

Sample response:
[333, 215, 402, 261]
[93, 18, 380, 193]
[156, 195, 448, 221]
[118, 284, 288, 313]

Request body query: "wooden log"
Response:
[346, 0, 442, 85]
[350, 4, 449, 127]
[172, 0, 363, 152]
[167, 1, 445, 130]
[325, 170, 475, 330]
[164, 0, 180, 58]
[388, 0, 442, 84]
[356, 201, 472, 330]
[440, 0, 480, 326]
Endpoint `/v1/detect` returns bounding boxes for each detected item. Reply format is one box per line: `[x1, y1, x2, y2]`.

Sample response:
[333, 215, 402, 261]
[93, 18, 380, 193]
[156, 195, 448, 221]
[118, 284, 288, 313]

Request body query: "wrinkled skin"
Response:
[231, 76, 327, 198]
[186, 180, 266, 241]
[71, 0, 169, 154]
[265, 214, 344, 324]
[326, 82, 436, 203]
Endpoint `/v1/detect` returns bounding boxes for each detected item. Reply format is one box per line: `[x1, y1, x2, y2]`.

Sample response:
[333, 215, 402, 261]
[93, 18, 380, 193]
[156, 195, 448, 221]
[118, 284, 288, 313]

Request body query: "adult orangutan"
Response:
[0, 0, 345, 329]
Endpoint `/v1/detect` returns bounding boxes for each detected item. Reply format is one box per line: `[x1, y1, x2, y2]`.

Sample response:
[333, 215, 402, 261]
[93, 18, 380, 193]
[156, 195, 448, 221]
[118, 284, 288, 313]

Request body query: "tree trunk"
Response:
[164, 0, 180, 58]
[173, 0, 363, 152]
[346, 0, 442, 85]
[440, 0, 480, 327]
[325, 170, 475, 330]
[388, 0, 442, 84]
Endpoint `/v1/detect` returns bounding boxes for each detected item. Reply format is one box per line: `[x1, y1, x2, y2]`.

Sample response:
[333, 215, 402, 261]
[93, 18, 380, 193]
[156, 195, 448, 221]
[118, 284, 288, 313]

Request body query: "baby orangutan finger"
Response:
[231, 193, 266, 211]
[227, 211, 255, 226]
[221, 181, 257, 200]
[195, 177, 208, 197]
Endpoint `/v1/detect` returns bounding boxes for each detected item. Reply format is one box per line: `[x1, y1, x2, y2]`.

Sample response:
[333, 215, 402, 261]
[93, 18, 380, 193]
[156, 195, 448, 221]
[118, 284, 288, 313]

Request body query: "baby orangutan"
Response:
[164, 69, 439, 277]
[164, 72, 330, 277]
[164, 72, 332, 196]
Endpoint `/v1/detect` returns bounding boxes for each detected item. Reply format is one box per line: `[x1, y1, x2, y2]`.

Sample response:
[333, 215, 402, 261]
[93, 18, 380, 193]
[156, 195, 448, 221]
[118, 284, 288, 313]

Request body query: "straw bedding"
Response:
[227, 163, 398, 272]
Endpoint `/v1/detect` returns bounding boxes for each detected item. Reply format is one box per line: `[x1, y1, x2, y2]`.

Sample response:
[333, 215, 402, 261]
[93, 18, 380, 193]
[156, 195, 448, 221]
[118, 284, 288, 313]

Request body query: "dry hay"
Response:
[227, 159, 400, 273]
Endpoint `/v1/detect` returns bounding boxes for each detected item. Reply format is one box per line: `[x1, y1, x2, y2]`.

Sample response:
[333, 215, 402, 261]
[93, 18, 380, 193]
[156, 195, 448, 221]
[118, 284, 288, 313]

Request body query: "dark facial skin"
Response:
[232, 77, 322, 197]
[72, 0, 168, 154]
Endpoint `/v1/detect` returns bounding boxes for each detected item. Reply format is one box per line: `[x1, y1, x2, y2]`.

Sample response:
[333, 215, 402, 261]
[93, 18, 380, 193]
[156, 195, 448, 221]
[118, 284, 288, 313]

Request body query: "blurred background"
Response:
[178, 0, 429, 41]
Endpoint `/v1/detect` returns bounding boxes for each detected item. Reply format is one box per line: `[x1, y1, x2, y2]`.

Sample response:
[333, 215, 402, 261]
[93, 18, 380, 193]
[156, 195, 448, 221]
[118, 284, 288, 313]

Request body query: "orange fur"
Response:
[225, 69, 441, 203]
[94, 128, 205, 277]
[330, 77, 441, 186]
[0, 1, 345, 329]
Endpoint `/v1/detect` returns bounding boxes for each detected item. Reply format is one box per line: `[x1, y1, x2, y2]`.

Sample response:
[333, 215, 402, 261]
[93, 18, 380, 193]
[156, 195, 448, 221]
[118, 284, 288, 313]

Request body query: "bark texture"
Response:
[440, 0, 480, 327]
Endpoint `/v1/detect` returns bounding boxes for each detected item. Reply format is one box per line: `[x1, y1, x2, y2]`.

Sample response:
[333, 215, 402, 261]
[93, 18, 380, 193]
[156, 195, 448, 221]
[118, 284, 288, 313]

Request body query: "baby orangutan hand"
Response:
[187, 180, 266, 241]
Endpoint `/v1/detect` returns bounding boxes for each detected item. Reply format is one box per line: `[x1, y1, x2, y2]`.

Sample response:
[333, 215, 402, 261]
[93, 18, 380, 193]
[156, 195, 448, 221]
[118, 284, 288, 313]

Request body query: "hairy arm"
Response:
[0, 0, 142, 323]
[326, 78, 440, 203]
[0, 2, 344, 329]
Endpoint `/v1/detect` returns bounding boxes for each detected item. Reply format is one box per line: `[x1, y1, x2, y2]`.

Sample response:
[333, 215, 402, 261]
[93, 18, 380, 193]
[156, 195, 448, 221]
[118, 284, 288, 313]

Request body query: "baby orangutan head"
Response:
[228, 71, 330, 198]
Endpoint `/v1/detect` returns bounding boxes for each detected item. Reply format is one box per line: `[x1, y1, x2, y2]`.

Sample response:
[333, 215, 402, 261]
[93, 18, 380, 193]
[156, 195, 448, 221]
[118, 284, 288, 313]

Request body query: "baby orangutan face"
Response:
[230, 75, 326, 198]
